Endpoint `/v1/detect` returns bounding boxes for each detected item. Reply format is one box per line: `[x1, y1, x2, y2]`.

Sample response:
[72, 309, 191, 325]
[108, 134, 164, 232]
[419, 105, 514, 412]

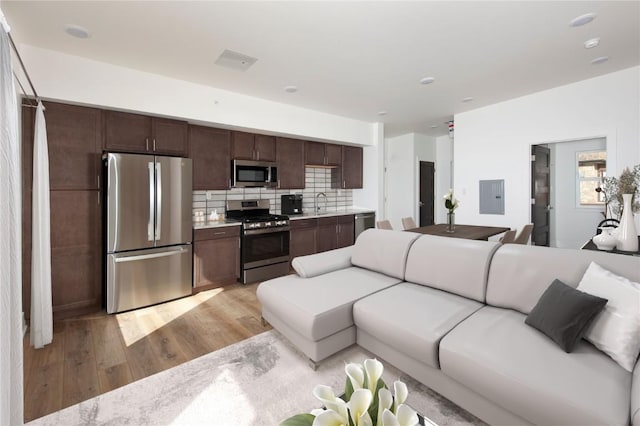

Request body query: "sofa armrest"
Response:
[292, 246, 353, 278]
[633, 356, 640, 425]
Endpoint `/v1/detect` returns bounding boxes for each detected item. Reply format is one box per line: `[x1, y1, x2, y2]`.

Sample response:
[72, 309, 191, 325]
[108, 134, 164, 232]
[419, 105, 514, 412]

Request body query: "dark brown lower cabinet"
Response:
[317, 215, 355, 253]
[193, 226, 241, 292]
[289, 218, 318, 262]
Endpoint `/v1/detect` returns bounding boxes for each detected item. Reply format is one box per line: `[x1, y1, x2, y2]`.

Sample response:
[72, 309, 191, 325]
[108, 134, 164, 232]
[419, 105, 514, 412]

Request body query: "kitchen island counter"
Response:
[193, 220, 241, 230]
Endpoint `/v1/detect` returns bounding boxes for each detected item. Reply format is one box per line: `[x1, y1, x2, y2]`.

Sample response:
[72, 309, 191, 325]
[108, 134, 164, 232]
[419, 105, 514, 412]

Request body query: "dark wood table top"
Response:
[406, 224, 511, 241]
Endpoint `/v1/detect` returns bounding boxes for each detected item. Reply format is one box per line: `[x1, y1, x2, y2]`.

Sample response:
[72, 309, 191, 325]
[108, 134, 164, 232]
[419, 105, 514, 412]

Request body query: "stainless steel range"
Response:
[226, 199, 290, 284]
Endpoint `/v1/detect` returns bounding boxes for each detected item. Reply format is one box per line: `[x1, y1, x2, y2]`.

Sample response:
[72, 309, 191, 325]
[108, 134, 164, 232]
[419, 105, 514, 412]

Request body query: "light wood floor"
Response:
[23, 283, 270, 423]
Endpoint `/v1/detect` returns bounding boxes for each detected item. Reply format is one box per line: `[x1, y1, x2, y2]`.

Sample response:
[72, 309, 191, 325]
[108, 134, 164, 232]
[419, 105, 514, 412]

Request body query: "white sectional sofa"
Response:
[257, 229, 640, 425]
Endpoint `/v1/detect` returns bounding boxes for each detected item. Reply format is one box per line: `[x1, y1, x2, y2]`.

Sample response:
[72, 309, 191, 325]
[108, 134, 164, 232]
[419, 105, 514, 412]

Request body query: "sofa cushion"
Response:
[486, 244, 640, 315]
[257, 267, 401, 341]
[404, 235, 500, 302]
[440, 306, 632, 426]
[525, 279, 607, 353]
[350, 229, 420, 280]
[292, 246, 353, 278]
[353, 282, 482, 369]
[577, 262, 640, 372]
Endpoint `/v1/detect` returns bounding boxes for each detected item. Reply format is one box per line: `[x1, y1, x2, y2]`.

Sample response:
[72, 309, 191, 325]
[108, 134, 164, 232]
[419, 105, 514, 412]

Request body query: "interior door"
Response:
[531, 145, 551, 246]
[155, 156, 193, 247]
[419, 161, 435, 226]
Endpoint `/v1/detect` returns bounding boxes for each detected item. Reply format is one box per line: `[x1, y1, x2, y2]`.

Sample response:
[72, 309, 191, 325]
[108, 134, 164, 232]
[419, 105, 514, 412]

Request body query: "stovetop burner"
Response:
[226, 199, 290, 230]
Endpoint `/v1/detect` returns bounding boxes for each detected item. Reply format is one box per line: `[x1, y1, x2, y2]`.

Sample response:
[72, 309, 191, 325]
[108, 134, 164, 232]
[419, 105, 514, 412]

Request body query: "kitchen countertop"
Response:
[193, 208, 375, 229]
[288, 208, 375, 220]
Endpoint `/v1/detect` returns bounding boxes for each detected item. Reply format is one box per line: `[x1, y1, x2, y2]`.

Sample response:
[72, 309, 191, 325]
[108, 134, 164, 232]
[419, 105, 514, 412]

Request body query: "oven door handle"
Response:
[243, 227, 290, 236]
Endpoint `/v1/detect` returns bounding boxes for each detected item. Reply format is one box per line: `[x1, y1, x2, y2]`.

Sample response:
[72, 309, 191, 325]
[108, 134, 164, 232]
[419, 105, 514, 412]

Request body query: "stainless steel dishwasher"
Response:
[354, 212, 376, 241]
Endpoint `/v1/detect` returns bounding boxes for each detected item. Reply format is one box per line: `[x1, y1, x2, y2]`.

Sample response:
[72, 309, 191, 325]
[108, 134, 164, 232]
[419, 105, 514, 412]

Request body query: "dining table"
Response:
[406, 224, 511, 241]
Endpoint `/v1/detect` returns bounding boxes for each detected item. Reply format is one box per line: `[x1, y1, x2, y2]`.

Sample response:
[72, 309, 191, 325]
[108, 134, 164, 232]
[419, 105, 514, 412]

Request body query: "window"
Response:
[577, 151, 606, 206]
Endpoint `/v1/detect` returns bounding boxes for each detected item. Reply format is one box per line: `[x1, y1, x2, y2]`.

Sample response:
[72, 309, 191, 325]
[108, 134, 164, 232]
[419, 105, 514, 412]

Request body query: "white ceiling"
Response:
[2, 1, 639, 137]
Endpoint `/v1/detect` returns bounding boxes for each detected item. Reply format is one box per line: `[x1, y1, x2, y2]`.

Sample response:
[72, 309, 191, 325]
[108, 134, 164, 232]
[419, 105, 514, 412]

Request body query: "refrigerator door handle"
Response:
[114, 247, 187, 263]
[155, 162, 162, 240]
[148, 162, 155, 241]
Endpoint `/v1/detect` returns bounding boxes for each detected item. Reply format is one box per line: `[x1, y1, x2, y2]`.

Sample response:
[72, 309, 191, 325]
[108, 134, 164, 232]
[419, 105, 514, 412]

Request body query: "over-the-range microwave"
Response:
[231, 159, 278, 188]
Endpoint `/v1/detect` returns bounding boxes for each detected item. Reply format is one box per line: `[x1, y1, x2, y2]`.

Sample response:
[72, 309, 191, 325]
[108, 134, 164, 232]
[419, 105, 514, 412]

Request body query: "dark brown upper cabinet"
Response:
[231, 131, 276, 162]
[276, 137, 305, 189]
[340, 145, 363, 189]
[40, 101, 102, 190]
[105, 110, 188, 157]
[305, 141, 342, 167]
[189, 125, 231, 190]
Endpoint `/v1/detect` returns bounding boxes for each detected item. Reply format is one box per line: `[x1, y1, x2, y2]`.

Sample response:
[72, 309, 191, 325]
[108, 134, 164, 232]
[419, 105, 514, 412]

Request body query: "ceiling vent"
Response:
[214, 49, 258, 71]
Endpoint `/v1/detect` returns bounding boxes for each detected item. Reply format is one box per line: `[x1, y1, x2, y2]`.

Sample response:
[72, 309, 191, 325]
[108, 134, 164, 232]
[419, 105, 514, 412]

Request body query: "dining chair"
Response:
[499, 230, 517, 244]
[401, 217, 417, 230]
[376, 220, 393, 230]
[513, 224, 534, 245]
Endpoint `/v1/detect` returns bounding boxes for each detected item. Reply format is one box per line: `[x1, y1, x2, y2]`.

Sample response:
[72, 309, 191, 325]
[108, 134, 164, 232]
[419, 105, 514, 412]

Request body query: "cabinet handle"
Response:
[343, 180, 346, 188]
[146, 138, 149, 151]
[97, 174, 100, 189]
[153, 138, 156, 152]
[214, 231, 227, 236]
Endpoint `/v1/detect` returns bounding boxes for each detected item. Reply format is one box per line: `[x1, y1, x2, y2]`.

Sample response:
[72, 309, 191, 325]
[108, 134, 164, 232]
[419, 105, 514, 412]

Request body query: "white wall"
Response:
[353, 123, 384, 218]
[19, 44, 375, 146]
[385, 134, 414, 230]
[454, 66, 640, 234]
[550, 138, 606, 249]
[435, 135, 453, 223]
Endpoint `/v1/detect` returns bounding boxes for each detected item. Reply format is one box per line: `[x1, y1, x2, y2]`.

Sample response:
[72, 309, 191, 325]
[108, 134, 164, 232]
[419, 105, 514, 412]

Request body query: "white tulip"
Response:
[395, 404, 419, 426]
[312, 409, 349, 426]
[348, 389, 373, 426]
[364, 358, 384, 394]
[345, 362, 365, 390]
[312, 385, 348, 419]
[376, 388, 393, 426]
[393, 381, 408, 413]
[381, 409, 400, 426]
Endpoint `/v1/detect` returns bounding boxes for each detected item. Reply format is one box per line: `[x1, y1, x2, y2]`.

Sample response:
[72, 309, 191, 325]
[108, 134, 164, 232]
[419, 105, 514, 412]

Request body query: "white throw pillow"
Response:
[576, 262, 640, 372]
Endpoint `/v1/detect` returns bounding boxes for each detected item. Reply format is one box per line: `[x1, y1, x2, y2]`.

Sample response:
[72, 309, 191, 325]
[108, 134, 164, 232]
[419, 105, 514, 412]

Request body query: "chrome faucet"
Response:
[314, 192, 327, 213]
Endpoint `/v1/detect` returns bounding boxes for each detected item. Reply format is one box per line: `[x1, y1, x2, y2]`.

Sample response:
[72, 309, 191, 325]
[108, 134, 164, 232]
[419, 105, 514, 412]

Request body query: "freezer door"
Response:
[155, 156, 192, 247]
[106, 245, 192, 314]
[107, 153, 156, 252]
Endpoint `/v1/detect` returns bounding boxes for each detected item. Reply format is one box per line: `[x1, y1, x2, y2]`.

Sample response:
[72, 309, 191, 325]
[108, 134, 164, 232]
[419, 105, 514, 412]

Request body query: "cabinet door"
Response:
[44, 102, 102, 190]
[152, 117, 188, 156]
[231, 131, 255, 160]
[190, 125, 231, 190]
[337, 215, 355, 248]
[255, 134, 276, 162]
[342, 146, 363, 189]
[276, 137, 305, 189]
[305, 141, 325, 165]
[317, 217, 338, 252]
[290, 219, 318, 260]
[194, 236, 240, 290]
[325, 144, 342, 166]
[105, 110, 151, 153]
[49, 190, 102, 318]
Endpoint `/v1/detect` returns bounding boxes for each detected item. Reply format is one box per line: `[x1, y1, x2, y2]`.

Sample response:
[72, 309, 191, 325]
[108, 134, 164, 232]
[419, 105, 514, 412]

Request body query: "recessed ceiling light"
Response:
[377, 111, 388, 116]
[284, 85, 298, 93]
[584, 38, 600, 49]
[462, 97, 474, 103]
[64, 24, 90, 39]
[591, 56, 609, 65]
[420, 77, 435, 85]
[569, 13, 596, 27]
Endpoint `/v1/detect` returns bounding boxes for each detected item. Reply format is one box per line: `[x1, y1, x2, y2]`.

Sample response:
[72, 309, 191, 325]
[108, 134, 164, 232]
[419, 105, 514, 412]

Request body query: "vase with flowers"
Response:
[599, 165, 640, 252]
[443, 189, 459, 233]
[280, 358, 425, 426]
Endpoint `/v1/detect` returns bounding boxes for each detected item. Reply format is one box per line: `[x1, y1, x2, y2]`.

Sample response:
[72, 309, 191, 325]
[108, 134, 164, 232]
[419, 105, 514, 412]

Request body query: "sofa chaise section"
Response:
[257, 229, 420, 365]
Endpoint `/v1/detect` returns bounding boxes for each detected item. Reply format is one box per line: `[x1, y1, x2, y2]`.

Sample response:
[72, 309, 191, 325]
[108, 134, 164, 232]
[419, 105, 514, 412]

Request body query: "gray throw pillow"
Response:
[525, 279, 608, 353]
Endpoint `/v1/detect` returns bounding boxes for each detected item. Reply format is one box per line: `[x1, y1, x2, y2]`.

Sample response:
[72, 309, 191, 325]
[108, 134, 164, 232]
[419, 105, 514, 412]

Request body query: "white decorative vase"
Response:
[616, 193, 638, 252]
[593, 228, 618, 251]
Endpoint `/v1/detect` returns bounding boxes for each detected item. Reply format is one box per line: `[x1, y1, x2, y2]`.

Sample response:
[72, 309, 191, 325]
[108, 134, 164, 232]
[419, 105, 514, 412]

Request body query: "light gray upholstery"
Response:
[440, 306, 632, 426]
[292, 246, 353, 278]
[351, 228, 420, 280]
[354, 283, 482, 368]
[404, 235, 500, 302]
[633, 357, 640, 425]
[486, 244, 640, 315]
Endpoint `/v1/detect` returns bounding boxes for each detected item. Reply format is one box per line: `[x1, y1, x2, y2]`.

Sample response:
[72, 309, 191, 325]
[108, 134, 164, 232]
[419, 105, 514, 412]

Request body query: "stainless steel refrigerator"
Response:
[105, 153, 193, 314]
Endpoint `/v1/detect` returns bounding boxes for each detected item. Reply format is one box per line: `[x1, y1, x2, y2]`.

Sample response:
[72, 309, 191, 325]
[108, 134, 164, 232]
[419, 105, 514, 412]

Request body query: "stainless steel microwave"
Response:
[231, 160, 278, 188]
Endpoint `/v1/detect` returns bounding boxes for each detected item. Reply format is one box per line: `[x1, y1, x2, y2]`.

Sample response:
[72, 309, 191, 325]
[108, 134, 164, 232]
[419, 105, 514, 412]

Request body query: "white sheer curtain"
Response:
[0, 9, 24, 426]
[30, 101, 52, 349]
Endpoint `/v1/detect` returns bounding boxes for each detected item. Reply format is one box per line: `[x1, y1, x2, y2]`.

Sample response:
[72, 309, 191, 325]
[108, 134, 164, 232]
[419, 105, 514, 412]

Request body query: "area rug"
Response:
[28, 330, 485, 426]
